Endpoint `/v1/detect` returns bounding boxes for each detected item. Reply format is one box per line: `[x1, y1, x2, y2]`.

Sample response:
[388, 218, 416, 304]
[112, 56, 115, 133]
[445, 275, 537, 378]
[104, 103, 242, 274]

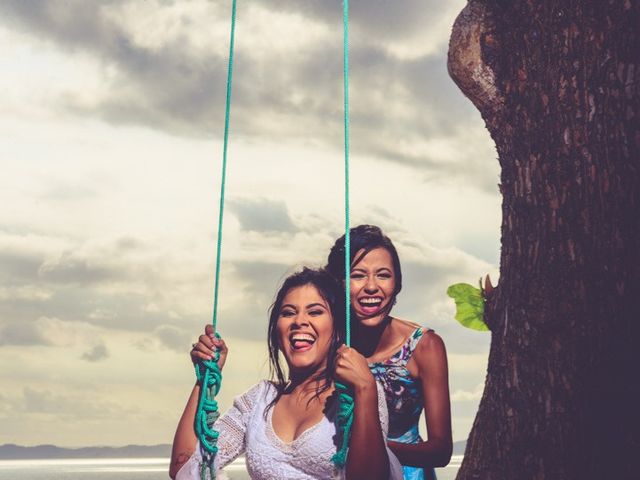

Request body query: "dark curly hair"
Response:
[266, 267, 345, 411]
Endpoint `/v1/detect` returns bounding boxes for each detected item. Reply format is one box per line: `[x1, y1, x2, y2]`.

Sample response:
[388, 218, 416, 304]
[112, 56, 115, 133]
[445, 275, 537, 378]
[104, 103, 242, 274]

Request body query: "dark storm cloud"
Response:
[234, 260, 291, 295]
[0, 234, 200, 338]
[0, 320, 51, 346]
[0, 0, 230, 133]
[0, 285, 178, 334]
[0, 0, 496, 191]
[154, 324, 191, 352]
[81, 342, 109, 362]
[21, 386, 128, 419]
[39, 252, 120, 285]
[251, 0, 448, 40]
[208, 260, 292, 340]
[0, 252, 43, 288]
[228, 198, 298, 234]
[0, 232, 291, 344]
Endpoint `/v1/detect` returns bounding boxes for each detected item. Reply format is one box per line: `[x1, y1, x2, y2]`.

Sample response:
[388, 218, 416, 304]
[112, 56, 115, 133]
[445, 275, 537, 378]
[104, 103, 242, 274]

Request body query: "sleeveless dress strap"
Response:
[406, 327, 432, 354]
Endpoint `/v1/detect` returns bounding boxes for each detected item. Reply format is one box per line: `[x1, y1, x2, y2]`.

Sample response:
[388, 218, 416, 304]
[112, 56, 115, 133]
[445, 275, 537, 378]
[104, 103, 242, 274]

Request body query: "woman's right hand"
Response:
[190, 324, 228, 370]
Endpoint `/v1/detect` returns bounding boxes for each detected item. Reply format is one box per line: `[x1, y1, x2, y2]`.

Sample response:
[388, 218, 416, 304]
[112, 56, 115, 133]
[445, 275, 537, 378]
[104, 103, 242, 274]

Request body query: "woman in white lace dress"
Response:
[170, 268, 403, 480]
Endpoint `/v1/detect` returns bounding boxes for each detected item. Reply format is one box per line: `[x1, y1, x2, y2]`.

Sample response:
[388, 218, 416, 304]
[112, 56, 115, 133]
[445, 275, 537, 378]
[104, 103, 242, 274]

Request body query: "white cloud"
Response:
[0, 0, 494, 447]
[452, 382, 485, 402]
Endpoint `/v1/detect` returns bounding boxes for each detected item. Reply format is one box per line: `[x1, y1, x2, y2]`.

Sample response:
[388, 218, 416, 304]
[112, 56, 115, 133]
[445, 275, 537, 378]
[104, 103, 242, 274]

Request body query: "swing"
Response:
[193, 1, 355, 478]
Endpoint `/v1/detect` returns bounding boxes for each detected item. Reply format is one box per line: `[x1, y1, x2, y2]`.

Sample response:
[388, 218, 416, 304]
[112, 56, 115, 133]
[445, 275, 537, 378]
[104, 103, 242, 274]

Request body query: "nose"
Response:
[291, 314, 309, 328]
[364, 275, 378, 294]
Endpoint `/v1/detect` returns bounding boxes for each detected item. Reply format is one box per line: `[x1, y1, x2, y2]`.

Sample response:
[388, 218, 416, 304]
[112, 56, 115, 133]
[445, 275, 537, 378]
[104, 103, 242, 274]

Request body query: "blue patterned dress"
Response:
[369, 327, 437, 480]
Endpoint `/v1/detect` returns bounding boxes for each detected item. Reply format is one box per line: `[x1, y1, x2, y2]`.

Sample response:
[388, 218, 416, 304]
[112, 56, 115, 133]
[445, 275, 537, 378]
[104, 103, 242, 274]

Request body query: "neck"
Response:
[287, 365, 328, 396]
[353, 314, 392, 357]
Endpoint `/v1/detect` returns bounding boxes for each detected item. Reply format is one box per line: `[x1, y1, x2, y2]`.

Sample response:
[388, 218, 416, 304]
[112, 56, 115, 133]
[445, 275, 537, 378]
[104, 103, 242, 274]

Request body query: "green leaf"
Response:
[446, 283, 489, 331]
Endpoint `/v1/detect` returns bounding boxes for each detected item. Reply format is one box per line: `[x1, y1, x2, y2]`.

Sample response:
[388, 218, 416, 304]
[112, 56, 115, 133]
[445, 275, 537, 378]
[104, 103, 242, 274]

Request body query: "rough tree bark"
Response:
[448, 1, 639, 479]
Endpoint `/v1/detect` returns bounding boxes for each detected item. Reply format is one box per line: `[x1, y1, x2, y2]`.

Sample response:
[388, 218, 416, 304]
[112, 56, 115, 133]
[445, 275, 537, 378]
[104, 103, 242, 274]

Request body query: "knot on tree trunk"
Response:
[448, 0, 504, 121]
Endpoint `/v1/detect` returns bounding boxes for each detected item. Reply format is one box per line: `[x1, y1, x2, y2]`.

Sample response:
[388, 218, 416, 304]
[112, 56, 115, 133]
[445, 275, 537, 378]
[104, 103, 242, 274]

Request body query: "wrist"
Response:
[353, 376, 376, 396]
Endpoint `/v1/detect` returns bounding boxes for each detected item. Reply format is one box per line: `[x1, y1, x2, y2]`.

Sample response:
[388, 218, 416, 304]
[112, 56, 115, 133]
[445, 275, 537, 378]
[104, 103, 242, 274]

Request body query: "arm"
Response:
[169, 326, 229, 479]
[388, 331, 453, 468]
[335, 345, 391, 480]
[170, 383, 201, 478]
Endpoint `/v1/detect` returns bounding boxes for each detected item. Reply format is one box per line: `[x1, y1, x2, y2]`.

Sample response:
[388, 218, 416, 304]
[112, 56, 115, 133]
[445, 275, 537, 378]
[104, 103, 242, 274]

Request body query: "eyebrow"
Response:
[306, 303, 327, 309]
[351, 267, 392, 273]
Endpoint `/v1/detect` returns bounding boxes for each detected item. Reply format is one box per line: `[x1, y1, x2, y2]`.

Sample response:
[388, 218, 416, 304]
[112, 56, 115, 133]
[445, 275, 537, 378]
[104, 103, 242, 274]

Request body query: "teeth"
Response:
[291, 333, 315, 342]
[360, 298, 382, 305]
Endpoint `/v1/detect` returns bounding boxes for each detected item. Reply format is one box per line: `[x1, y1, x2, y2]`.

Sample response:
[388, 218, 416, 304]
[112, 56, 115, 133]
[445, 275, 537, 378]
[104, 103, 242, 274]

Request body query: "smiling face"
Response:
[276, 284, 334, 374]
[350, 247, 397, 327]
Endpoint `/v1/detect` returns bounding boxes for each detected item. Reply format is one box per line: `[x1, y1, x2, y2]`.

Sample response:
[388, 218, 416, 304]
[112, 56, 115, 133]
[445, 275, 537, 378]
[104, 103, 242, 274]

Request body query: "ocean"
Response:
[0, 456, 462, 479]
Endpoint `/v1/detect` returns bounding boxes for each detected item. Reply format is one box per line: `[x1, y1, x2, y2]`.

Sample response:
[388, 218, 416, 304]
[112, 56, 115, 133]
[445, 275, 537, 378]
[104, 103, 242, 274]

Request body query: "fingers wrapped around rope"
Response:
[334, 344, 375, 391]
[190, 331, 228, 369]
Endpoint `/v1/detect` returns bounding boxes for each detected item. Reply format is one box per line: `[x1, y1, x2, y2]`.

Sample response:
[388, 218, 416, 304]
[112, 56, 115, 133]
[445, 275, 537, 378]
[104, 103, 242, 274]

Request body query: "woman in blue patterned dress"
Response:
[326, 225, 452, 480]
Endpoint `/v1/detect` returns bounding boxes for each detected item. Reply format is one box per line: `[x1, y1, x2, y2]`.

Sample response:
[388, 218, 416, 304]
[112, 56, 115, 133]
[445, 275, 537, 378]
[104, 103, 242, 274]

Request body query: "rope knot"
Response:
[331, 381, 354, 467]
[194, 335, 223, 479]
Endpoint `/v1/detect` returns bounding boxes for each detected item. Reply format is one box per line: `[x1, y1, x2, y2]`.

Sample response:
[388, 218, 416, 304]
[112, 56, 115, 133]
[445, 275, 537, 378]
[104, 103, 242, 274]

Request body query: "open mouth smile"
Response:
[289, 332, 316, 352]
[358, 296, 384, 313]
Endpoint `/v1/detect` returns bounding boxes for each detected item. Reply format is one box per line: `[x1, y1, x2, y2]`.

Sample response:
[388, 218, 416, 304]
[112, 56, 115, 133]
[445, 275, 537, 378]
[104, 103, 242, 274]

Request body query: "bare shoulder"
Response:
[413, 330, 448, 375]
[417, 330, 446, 354]
[392, 317, 444, 352]
[391, 317, 423, 334]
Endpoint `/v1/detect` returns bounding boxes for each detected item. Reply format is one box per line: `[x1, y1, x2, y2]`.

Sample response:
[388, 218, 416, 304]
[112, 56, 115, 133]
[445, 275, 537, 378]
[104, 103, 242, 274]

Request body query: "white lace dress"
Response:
[176, 380, 403, 480]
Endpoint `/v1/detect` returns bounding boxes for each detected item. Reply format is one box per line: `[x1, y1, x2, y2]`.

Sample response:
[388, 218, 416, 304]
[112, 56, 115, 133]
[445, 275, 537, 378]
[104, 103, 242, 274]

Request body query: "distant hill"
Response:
[1, 441, 467, 460]
[0, 444, 172, 460]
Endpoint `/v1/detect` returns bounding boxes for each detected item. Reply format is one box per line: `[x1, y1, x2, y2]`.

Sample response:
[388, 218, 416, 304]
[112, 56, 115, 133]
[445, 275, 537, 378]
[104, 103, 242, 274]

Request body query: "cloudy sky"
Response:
[0, 0, 499, 448]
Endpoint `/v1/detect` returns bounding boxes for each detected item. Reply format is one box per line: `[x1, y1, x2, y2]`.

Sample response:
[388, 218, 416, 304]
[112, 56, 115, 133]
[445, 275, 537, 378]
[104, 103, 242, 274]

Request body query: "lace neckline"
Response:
[266, 400, 328, 449]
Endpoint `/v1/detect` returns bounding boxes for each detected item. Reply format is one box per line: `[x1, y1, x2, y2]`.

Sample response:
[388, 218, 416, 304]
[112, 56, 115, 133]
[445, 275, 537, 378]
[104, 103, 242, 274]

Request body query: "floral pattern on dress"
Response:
[369, 327, 437, 480]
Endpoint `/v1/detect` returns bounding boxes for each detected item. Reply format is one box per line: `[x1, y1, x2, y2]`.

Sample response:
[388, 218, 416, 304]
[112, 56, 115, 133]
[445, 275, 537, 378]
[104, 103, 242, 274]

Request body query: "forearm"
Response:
[346, 383, 390, 480]
[169, 383, 201, 479]
[387, 437, 452, 469]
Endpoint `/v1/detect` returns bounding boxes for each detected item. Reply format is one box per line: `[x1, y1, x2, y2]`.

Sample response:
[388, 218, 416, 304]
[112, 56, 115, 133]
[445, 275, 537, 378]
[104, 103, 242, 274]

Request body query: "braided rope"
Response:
[332, 0, 355, 468]
[194, 344, 222, 480]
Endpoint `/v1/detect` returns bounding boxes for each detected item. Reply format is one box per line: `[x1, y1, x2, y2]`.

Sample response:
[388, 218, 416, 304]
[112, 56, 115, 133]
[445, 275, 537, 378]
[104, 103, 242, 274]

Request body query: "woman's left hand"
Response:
[334, 344, 376, 392]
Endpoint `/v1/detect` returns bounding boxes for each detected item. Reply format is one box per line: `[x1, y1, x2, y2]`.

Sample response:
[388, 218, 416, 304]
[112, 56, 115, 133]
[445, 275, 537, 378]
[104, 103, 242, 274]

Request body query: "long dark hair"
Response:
[266, 267, 345, 410]
[325, 224, 403, 309]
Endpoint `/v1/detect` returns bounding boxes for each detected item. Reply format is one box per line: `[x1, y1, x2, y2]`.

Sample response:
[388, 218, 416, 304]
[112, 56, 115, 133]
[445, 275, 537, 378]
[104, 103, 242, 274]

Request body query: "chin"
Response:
[289, 360, 326, 377]
[355, 311, 388, 327]
[359, 319, 385, 329]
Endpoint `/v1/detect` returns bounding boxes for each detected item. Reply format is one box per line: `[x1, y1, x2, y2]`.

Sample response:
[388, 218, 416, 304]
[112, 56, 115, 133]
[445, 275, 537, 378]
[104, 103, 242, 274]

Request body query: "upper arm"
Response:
[174, 382, 264, 479]
[213, 381, 265, 468]
[412, 331, 452, 446]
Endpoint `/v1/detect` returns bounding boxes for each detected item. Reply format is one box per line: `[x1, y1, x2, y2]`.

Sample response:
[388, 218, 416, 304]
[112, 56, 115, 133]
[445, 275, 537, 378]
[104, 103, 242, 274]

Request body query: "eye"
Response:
[350, 273, 365, 280]
[377, 272, 392, 279]
[280, 309, 295, 317]
[309, 309, 325, 316]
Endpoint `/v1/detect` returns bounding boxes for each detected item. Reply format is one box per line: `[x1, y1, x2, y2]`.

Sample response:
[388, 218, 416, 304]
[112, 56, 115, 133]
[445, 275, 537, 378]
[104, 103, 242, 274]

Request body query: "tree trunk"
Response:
[447, 1, 640, 479]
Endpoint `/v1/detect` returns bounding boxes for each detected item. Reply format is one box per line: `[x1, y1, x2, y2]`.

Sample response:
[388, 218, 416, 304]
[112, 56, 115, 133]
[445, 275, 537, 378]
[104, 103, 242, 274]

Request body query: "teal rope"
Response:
[195, 1, 237, 478]
[194, 345, 222, 480]
[332, 0, 354, 468]
[343, 0, 351, 349]
[212, 0, 237, 332]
